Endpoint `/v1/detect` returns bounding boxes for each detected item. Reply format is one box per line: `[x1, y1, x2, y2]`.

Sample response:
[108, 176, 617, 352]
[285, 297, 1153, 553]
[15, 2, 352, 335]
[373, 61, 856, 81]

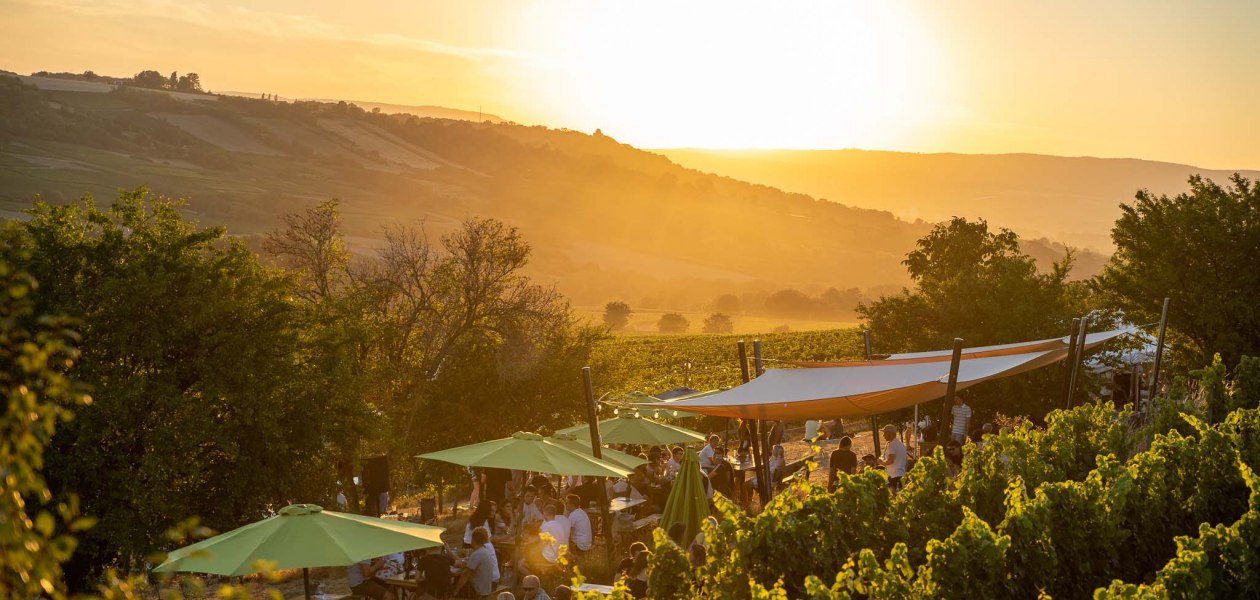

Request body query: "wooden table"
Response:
[383, 575, 418, 600]
[574, 583, 615, 595]
[608, 496, 645, 513]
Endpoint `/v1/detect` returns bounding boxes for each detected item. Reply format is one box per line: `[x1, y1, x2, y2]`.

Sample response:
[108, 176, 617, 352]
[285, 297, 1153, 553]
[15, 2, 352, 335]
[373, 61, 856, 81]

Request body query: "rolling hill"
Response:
[1, 73, 1107, 319]
[657, 148, 1260, 252]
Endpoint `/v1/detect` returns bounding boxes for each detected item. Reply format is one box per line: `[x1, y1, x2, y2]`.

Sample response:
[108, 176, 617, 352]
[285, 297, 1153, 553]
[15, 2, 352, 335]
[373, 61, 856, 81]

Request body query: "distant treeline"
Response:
[31, 68, 205, 93]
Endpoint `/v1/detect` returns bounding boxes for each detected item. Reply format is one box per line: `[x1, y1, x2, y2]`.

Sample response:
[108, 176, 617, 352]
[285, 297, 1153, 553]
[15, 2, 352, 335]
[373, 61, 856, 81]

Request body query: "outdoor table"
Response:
[574, 583, 615, 595]
[383, 574, 417, 600]
[609, 496, 645, 513]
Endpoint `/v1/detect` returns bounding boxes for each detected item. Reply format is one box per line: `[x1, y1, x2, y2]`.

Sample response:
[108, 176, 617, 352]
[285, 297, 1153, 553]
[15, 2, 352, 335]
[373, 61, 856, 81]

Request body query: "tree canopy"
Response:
[859, 217, 1090, 420]
[14, 189, 361, 585]
[1095, 174, 1260, 368]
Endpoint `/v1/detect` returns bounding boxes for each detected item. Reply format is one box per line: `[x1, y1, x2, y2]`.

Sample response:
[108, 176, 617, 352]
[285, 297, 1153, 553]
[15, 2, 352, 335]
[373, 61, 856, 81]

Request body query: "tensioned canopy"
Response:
[643, 328, 1133, 420]
[785, 330, 1129, 367]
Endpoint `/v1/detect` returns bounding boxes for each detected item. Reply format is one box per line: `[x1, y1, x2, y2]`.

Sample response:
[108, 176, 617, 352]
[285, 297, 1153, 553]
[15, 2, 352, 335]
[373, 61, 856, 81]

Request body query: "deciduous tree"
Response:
[1095, 174, 1260, 367]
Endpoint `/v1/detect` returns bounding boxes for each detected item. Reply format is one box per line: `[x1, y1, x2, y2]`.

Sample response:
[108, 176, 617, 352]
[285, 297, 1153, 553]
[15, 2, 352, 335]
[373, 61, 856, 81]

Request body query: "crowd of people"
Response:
[352, 405, 1009, 599]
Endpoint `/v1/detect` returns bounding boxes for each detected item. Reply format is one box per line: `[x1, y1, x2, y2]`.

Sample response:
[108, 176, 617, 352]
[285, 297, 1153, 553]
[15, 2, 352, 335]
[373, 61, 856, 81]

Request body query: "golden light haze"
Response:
[4, 0, 1259, 168]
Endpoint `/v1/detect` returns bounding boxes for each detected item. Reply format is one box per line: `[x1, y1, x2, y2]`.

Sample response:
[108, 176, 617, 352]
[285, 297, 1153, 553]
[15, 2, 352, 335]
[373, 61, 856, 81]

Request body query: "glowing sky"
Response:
[3, 0, 1259, 168]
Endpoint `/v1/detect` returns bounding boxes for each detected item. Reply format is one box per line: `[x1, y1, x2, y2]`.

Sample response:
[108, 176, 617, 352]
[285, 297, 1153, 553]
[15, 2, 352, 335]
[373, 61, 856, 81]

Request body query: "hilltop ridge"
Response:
[1, 73, 1105, 317]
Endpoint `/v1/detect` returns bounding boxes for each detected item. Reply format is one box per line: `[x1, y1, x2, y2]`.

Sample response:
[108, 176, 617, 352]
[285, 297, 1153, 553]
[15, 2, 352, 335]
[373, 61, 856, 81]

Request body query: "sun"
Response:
[515, 2, 947, 150]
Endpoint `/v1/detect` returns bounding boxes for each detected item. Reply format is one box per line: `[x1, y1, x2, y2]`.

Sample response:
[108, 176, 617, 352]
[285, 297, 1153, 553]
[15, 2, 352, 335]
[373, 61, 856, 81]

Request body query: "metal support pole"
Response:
[752, 340, 772, 503]
[582, 367, 615, 561]
[1067, 317, 1089, 408]
[1062, 318, 1082, 408]
[1149, 297, 1171, 405]
[864, 331, 880, 458]
[937, 338, 964, 443]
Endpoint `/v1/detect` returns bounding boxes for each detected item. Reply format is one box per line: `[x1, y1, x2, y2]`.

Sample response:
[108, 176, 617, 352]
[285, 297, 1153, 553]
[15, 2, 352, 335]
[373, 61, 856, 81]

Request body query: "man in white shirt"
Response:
[880, 424, 907, 492]
[666, 446, 683, 479]
[951, 396, 973, 443]
[699, 434, 720, 472]
[564, 494, 593, 552]
[518, 501, 570, 578]
[519, 486, 544, 528]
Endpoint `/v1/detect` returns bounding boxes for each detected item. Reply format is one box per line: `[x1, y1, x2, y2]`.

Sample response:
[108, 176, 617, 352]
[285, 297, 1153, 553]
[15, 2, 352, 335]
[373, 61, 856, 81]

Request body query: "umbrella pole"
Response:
[303, 567, 311, 600]
[583, 367, 616, 562]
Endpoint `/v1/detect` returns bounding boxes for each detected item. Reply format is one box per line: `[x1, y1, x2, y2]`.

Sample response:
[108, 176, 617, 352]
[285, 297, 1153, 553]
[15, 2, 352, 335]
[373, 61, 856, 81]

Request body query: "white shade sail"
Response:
[644, 328, 1134, 420]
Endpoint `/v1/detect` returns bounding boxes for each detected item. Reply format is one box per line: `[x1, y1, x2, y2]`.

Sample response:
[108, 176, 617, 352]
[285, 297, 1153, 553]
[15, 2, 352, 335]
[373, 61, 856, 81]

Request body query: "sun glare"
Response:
[518, 2, 945, 149]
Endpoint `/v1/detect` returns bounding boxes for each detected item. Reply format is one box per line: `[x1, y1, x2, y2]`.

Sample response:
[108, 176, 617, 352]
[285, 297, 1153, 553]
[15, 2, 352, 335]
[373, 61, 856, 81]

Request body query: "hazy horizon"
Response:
[5, 0, 1260, 171]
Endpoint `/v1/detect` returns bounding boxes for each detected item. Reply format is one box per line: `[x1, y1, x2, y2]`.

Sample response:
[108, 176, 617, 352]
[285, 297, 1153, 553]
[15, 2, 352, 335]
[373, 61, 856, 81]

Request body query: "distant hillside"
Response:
[0, 74, 1097, 318]
[658, 148, 1260, 251]
[221, 91, 504, 123]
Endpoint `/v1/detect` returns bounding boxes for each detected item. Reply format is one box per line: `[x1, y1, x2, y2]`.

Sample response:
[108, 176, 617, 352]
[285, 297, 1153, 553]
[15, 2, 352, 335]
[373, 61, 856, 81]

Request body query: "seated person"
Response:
[744, 444, 784, 497]
[564, 494, 593, 553]
[457, 527, 497, 599]
[708, 449, 734, 498]
[519, 503, 570, 577]
[346, 555, 395, 600]
[699, 435, 721, 472]
[520, 574, 551, 600]
[416, 545, 454, 599]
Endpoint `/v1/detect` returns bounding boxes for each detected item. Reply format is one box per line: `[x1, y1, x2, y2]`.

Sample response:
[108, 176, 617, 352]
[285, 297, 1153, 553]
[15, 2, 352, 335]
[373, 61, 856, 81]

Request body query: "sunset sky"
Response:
[4, 0, 1259, 169]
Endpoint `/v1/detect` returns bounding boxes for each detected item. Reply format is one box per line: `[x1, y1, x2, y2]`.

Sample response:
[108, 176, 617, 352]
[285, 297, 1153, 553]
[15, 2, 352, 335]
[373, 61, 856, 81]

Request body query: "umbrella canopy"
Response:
[660, 449, 708, 545]
[153, 504, 444, 576]
[558, 413, 706, 446]
[416, 431, 632, 477]
[548, 432, 648, 471]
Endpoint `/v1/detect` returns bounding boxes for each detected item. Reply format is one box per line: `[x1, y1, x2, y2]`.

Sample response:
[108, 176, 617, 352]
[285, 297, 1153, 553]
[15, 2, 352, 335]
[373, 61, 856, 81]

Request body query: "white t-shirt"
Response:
[951, 403, 972, 437]
[568, 508, 593, 551]
[666, 457, 681, 478]
[520, 501, 543, 527]
[883, 438, 907, 478]
[699, 444, 717, 470]
[540, 517, 571, 563]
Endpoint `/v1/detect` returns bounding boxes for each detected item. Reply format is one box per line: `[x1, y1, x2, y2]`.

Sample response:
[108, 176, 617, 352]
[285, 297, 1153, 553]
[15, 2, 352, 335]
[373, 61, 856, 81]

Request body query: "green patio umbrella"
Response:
[153, 504, 444, 599]
[547, 432, 648, 471]
[416, 431, 632, 477]
[559, 412, 706, 446]
[660, 448, 709, 546]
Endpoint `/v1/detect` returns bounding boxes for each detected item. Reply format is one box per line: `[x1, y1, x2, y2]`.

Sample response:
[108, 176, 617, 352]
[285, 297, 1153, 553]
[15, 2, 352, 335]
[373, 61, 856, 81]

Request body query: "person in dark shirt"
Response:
[828, 436, 859, 492]
[483, 467, 511, 504]
[416, 546, 454, 598]
[708, 448, 734, 498]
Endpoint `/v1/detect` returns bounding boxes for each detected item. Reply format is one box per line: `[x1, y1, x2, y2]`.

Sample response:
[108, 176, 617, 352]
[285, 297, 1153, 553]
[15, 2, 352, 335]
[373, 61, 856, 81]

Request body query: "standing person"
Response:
[564, 494, 593, 553]
[880, 424, 907, 492]
[765, 420, 785, 449]
[483, 467, 511, 504]
[950, 395, 973, 444]
[827, 436, 858, 492]
[699, 434, 720, 472]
